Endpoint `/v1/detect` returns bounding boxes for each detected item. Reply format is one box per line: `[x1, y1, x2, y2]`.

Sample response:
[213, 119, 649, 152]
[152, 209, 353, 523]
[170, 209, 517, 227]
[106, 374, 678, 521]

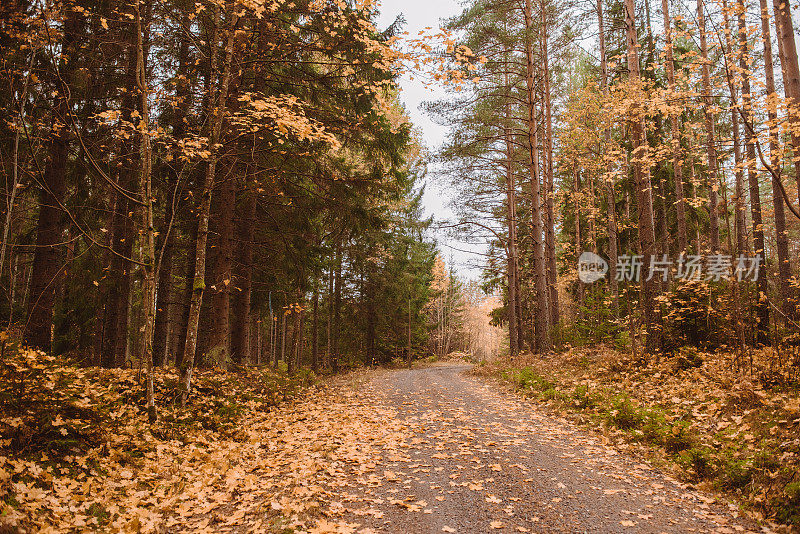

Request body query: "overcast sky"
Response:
[375, 0, 488, 281]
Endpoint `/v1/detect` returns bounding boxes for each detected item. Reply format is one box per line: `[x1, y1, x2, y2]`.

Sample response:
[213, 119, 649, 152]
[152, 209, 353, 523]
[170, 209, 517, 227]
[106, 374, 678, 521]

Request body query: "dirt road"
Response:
[327, 363, 759, 533]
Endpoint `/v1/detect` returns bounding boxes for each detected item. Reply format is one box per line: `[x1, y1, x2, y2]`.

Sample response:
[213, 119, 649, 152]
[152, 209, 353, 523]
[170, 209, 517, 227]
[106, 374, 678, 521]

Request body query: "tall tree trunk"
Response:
[25, 132, 67, 353]
[737, 0, 770, 343]
[153, 10, 191, 367]
[542, 2, 560, 334]
[296, 289, 305, 370]
[503, 98, 519, 357]
[574, 167, 585, 318]
[697, 0, 720, 252]
[598, 0, 619, 305]
[181, 5, 238, 403]
[134, 0, 156, 422]
[772, 0, 800, 204]
[722, 0, 748, 257]
[204, 168, 236, 364]
[523, 0, 550, 353]
[100, 40, 139, 368]
[504, 144, 519, 358]
[25, 10, 81, 352]
[331, 240, 342, 371]
[231, 183, 256, 364]
[661, 0, 688, 253]
[152, 199, 174, 368]
[760, 0, 797, 323]
[326, 261, 333, 369]
[624, 0, 661, 353]
[287, 306, 298, 375]
[312, 282, 319, 371]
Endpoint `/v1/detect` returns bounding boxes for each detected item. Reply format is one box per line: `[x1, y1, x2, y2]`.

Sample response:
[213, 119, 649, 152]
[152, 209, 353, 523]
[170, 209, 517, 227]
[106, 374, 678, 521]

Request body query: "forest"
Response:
[0, 0, 490, 413]
[2, 0, 800, 530]
[431, 0, 800, 364]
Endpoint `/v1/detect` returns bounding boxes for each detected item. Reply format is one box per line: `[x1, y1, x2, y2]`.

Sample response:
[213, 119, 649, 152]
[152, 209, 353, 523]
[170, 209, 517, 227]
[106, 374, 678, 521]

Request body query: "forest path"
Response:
[321, 363, 759, 534]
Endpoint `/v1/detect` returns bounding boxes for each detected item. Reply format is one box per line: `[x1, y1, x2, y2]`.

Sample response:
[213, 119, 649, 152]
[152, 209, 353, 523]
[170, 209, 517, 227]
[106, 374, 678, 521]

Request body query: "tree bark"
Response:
[597, 0, 619, 306]
[208, 168, 237, 363]
[697, 0, 720, 252]
[624, 0, 661, 353]
[312, 282, 319, 371]
[134, 0, 156, 421]
[661, 0, 688, 253]
[760, 0, 797, 322]
[231, 182, 256, 364]
[737, 0, 770, 343]
[99, 34, 140, 368]
[152, 198, 174, 368]
[181, 4, 238, 404]
[721, 0, 748, 257]
[153, 9, 191, 367]
[504, 126, 519, 358]
[772, 0, 800, 205]
[24, 10, 81, 352]
[523, 0, 550, 353]
[331, 239, 342, 371]
[541, 0, 560, 335]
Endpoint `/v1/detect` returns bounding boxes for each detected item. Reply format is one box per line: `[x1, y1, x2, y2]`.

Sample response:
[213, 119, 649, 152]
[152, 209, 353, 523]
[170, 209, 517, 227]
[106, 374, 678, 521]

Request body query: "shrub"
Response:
[606, 395, 644, 430]
[777, 482, 800, 525]
[505, 368, 554, 392]
[664, 421, 695, 453]
[674, 346, 704, 371]
[678, 446, 714, 480]
[640, 409, 667, 445]
[572, 385, 595, 409]
[720, 459, 753, 490]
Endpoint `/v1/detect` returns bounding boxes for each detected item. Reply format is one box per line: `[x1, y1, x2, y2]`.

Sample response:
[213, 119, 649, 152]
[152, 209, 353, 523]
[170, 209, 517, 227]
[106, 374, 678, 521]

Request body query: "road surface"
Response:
[325, 363, 758, 533]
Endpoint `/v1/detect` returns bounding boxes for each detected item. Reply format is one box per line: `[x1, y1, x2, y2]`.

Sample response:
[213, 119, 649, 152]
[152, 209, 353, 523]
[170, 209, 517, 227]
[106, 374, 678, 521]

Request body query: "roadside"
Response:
[474, 347, 800, 531]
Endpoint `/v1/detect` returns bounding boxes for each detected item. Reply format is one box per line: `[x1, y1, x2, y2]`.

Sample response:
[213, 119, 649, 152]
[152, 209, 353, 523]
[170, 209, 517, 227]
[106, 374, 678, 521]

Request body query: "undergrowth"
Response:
[0, 335, 315, 532]
[482, 346, 800, 529]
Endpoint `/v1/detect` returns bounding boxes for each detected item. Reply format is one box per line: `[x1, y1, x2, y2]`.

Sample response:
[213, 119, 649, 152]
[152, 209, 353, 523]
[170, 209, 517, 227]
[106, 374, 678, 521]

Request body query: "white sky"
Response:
[376, 0, 487, 281]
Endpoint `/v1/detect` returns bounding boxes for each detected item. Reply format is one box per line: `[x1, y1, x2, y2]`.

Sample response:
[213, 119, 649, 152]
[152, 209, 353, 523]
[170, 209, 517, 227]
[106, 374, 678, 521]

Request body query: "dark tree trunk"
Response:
[152, 251, 173, 367]
[332, 240, 342, 372]
[598, 0, 620, 307]
[541, 1, 560, 337]
[661, 0, 688, 253]
[231, 183, 256, 363]
[772, 0, 800, 205]
[697, 0, 720, 252]
[738, 1, 770, 343]
[312, 283, 319, 371]
[24, 9, 82, 353]
[523, 0, 550, 353]
[625, 0, 661, 353]
[760, 0, 797, 323]
[25, 135, 67, 353]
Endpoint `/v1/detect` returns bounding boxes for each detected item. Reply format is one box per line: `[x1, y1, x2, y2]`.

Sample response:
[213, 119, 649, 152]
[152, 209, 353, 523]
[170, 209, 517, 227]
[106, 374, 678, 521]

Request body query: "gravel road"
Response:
[333, 363, 761, 534]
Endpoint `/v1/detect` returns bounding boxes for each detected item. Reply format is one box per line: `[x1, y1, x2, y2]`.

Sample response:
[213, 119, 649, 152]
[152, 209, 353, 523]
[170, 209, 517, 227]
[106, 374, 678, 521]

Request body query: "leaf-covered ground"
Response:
[476, 347, 800, 531]
[326, 363, 759, 533]
[0, 340, 783, 533]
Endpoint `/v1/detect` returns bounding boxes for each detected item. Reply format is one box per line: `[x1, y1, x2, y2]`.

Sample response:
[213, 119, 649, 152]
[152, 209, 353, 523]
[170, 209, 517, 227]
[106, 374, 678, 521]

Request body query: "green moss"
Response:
[664, 421, 695, 453]
[677, 446, 714, 480]
[719, 458, 753, 489]
[572, 385, 595, 409]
